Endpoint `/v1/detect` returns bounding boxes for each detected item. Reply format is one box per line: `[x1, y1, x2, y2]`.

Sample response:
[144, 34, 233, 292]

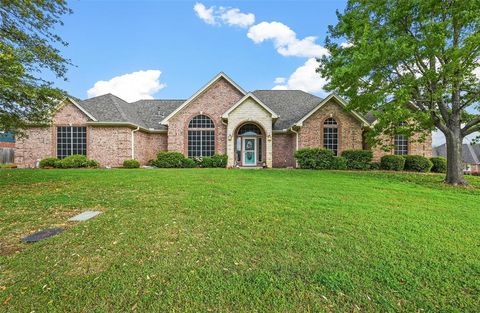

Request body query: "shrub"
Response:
[341, 150, 373, 170]
[294, 148, 335, 169]
[380, 155, 405, 171]
[331, 156, 347, 170]
[210, 154, 228, 168]
[182, 157, 196, 168]
[404, 155, 433, 173]
[123, 159, 140, 168]
[154, 152, 187, 168]
[51, 155, 99, 168]
[370, 162, 381, 170]
[430, 157, 447, 173]
[55, 155, 88, 168]
[39, 157, 58, 168]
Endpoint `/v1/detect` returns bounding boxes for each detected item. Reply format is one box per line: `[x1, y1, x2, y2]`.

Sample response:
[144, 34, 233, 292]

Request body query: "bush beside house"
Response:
[294, 148, 348, 170]
[123, 159, 140, 168]
[40, 155, 99, 169]
[404, 155, 433, 173]
[380, 155, 405, 171]
[341, 150, 373, 170]
[430, 157, 447, 173]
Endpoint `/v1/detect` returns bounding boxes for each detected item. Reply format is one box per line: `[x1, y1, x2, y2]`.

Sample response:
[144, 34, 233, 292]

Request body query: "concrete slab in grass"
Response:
[68, 211, 102, 222]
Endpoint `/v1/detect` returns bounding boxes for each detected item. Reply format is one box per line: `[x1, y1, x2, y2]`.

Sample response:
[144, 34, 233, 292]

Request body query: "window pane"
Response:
[188, 115, 214, 129]
[323, 127, 338, 156]
[394, 134, 408, 155]
[57, 126, 87, 159]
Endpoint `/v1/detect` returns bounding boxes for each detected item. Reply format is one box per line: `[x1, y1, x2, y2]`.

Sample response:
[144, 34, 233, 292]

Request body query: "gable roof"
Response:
[160, 72, 246, 125]
[294, 93, 370, 127]
[252, 90, 323, 130]
[222, 92, 279, 119]
[78, 94, 184, 131]
[433, 143, 480, 164]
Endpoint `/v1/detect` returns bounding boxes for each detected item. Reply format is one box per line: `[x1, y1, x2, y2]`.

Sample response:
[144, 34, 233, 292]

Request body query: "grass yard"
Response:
[0, 169, 479, 312]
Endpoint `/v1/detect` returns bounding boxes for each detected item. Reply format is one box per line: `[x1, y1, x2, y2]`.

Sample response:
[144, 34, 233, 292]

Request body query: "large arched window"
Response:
[323, 117, 338, 155]
[188, 115, 215, 158]
[394, 122, 408, 155]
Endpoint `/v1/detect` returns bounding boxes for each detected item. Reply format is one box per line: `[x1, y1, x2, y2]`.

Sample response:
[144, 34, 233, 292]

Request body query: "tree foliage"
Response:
[0, 0, 72, 133]
[319, 0, 480, 185]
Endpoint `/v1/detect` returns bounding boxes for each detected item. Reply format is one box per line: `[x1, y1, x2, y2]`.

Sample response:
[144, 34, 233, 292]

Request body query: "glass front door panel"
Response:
[243, 138, 256, 165]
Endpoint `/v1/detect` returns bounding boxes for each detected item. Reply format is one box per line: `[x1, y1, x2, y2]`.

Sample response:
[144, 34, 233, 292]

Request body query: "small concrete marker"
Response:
[68, 211, 102, 222]
[21, 228, 64, 243]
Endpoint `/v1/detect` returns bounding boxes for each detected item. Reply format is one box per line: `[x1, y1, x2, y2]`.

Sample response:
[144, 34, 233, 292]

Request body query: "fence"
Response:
[0, 148, 15, 164]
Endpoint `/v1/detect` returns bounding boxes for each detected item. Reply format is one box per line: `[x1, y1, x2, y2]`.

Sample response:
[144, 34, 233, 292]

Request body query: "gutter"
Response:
[85, 122, 167, 133]
[131, 126, 140, 160]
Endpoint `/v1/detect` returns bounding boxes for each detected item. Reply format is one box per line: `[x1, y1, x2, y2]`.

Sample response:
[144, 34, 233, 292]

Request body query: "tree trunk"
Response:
[444, 130, 467, 186]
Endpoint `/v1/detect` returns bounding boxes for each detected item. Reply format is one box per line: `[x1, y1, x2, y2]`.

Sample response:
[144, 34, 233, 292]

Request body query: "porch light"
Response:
[228, 134, 232, 141]
[267, 134, 272, 141]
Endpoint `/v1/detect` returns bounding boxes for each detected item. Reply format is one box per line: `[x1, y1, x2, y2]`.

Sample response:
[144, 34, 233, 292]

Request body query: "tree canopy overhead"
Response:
[320, 0, 480, 185]
[0, 0, 72, 134]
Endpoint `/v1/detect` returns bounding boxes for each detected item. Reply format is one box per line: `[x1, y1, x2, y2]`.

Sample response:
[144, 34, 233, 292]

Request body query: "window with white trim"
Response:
[323, 118, 338, 155]
[187, 115, 215, 158]
[394, 134, 408, 155]
[56, 126, 87, 159]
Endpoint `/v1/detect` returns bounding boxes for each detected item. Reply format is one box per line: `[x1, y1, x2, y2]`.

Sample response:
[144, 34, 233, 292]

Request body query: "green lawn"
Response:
[0, 169, 479, 312]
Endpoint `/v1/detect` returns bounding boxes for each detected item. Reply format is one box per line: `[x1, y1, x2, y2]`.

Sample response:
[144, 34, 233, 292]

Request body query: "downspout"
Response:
[289, 126, 299, 168]
[131, 126, 140, 159]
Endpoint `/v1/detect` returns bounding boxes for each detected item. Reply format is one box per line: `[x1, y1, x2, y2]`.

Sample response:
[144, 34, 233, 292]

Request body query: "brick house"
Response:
[15, 72, 432, 168]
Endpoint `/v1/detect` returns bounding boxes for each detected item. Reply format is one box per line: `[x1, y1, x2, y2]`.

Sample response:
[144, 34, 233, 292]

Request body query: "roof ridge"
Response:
[466, 144, 480, 164]
[108, 94, 130, 121]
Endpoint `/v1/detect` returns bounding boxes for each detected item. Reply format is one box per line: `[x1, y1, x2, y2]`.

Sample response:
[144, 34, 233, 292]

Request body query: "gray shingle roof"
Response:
[75, 90, 373, 132]
[78, 94, 185, 131]
[433, 143, 480, 164]
[252, 90, 323, 130]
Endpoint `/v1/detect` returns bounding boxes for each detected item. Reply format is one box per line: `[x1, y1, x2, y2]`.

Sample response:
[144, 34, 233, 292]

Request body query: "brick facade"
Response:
[371, 131, 432, 162]
[272, 133, 295, 167]
[14, 76, 433, 169]
[297, 99, 364, 154]
[167, 77, 244, 155]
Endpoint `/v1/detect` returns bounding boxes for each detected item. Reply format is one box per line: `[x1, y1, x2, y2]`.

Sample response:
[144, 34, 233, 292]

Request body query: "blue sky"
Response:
[50, 0, 476, 146]
[53, 0, 344, 101]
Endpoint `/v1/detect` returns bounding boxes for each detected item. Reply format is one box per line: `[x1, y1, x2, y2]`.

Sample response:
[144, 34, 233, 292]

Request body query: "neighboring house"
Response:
[0, 132, 15, 148]
[15, 72, 432, 168]
[433, 143, 480, 173]
[0, 132, 15, 164]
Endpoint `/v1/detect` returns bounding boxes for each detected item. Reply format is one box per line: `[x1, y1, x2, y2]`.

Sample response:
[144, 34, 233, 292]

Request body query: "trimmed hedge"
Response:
[195, 154, 228, 168]
[40, 155, 99, 169]
[153, 152, 190, 168]
[404, 155, 433, 173]
[341, 150, 373, 170]
[370, 162, 381, 170]
[123, 159, 140, 168]
[430, 157, 447, 173]
[380, 155, 405, 171]
[294, 148, 335, 169]
[331, 156, 347, 170]
[39, 157, 58, 168]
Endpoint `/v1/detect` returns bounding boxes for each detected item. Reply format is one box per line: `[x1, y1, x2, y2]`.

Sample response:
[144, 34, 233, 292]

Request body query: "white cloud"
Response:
[340, 41, 353, 48]
[87, 70, 165, 102]
[220, 8, 255, 28]
[274, 77, 286, 84]
[193, 3, 216, 25]
[247, 21, 328, 58]
[273, 58, 328, 94]
[194, 3, 255, 28]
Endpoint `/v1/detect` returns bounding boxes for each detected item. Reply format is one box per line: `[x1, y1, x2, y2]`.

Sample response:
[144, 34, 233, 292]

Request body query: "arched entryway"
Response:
[234, 123, 266, 167]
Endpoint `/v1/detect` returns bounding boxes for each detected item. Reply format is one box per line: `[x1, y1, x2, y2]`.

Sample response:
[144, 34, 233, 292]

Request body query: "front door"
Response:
[242, 137, 256, 166]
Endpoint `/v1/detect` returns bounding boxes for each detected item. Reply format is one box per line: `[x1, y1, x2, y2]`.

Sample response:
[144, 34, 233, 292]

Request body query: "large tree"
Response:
[319, 0, 480, 185]
[0, 0, 71, 134]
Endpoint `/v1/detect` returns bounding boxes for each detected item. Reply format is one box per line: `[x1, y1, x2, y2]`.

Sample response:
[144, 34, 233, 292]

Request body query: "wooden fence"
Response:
[0, 148, 15, 164]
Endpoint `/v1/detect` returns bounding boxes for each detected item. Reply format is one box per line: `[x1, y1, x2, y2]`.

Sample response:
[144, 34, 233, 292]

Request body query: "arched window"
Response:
[188, 115, 215, 158]
[394, 122, 408, 155]
[236, 123, 263, 164]
[323, 118, 338, 155]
